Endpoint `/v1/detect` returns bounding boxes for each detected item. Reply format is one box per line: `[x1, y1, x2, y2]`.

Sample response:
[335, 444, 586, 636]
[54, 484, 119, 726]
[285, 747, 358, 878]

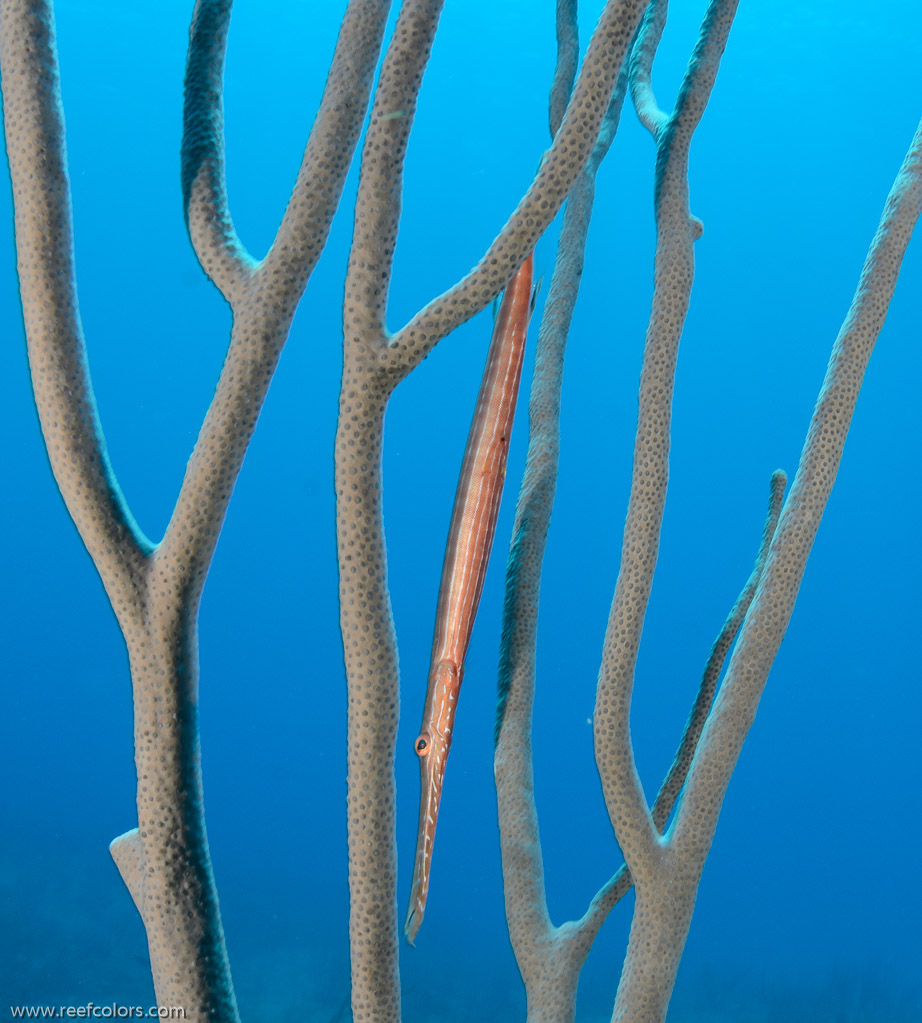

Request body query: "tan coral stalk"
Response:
[1, 0, 389, 1015]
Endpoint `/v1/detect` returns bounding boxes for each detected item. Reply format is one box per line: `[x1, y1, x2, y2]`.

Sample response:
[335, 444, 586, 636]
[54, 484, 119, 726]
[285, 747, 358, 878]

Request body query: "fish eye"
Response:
[415, 734, 430, 756]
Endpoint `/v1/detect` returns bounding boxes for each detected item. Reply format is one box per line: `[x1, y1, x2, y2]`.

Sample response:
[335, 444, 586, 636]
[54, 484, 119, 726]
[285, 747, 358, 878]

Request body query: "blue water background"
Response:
[1, 2, 920, 1019]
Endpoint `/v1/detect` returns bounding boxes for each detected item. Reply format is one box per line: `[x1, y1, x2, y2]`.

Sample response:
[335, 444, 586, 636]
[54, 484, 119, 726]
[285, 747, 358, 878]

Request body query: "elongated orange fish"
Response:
[405, 252, 535, 944]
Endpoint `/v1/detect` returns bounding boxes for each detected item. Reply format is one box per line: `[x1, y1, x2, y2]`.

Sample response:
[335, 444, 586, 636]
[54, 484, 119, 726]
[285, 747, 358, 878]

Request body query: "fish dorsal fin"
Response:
[530, 275, 543, 320]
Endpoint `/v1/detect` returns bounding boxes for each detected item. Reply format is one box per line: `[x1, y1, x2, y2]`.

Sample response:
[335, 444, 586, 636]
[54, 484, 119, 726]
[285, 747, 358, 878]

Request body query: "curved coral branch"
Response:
[0, 0, 151, 631]
[594, 0, 741, 898]
[382, 0, 649, 379]
[652, 468, 785, 832]
[549, 0, 579, 137]
[492, 5, 631, 1019]
[630, 0, 668, 135]
[182, 0, 255, 298]
[672, 116, 922, 859]
[261, 0, 392, 300]
[162, 0, 389, 602]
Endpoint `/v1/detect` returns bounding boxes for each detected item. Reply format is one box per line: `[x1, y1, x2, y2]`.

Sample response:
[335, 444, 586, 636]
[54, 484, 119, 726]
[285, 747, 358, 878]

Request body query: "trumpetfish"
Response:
[405, 251, 536, 944]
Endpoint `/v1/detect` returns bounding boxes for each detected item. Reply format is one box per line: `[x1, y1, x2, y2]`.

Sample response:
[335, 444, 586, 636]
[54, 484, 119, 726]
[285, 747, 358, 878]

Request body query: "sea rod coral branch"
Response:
[335, 1, 649, 1020]
[491, 3, 630, 1019]
[0, 0, 151, 618]
[2, 0, 390, 1016]
[594, 0, 741, 907]
[671, 113, 922, 889]
[381, 0, 650, 375]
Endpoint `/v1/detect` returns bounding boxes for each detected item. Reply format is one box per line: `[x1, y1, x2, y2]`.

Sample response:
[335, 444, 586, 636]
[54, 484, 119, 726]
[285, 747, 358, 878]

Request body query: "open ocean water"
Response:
[1, 2, 920, 1020]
